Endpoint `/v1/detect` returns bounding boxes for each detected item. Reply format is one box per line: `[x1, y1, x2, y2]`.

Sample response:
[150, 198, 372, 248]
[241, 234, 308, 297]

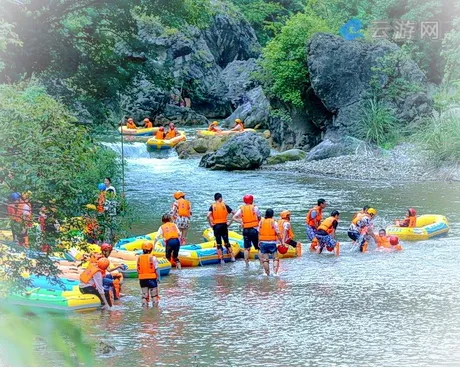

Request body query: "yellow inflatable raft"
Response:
[386, 214, 449, 241]
[146, 131, 186, 150]
[118, 126, 158, 136]
[203, 228, 297, 259]
[196, 128, 256, 138]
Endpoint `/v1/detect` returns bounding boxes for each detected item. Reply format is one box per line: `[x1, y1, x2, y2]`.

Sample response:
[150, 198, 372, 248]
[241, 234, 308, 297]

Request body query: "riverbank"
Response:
[263, 144, 439, 182]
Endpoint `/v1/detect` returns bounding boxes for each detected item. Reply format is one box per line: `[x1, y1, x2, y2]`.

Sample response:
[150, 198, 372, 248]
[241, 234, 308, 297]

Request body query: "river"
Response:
[65, 133, 460, 365]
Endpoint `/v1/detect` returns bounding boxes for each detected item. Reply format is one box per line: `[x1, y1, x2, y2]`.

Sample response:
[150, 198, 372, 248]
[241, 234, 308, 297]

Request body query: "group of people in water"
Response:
[78, 191, 415, 309]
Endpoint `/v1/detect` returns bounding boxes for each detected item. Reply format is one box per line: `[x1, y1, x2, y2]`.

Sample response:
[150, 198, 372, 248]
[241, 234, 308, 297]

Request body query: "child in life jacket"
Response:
[137, 242, 161, 307]
[395, 208, 417, 227]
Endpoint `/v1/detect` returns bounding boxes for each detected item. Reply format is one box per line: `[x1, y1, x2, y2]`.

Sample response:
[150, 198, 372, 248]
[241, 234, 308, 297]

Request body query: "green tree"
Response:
[259, 12, 330, 107]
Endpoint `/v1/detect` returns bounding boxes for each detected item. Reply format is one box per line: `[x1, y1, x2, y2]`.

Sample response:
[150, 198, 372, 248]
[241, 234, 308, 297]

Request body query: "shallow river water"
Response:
[62, 135, 460, 365]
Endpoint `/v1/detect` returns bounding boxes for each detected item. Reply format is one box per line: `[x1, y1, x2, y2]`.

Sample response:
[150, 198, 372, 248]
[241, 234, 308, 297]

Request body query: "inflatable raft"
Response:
[146, 131, 186, 150]
[118, 126, 158, 136]
[196, 128, 256, 138]
[386, 214, 449, 241]
[202, 228, 298, 259]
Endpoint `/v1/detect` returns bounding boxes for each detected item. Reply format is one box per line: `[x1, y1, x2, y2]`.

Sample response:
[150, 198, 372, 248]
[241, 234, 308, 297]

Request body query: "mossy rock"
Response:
[266, 149, 306, 165]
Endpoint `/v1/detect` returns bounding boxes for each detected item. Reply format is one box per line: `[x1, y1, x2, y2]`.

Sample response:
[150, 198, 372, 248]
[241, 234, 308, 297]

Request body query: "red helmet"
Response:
[100, 243, 112, 251]
[97, 257, 110, 270]
[389, 236, 399, 246]
[408, 208, 416, 216]
[277, 244, 288, 254]
[243, 194, 254, 204]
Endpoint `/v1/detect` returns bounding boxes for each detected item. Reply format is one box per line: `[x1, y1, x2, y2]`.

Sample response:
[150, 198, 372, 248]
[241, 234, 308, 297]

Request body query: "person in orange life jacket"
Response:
[395, 208, 417, 227]
[155, 126, 166, 139]
[143, 118, 153, 128]
[79, 257, 112, 309]
[315, 210, 341, 256]
[278, 210, 302, 257]
[170, 191, 192, 245]
[153, 214, 182, 270]
[126, 118, 136, 129]
[375, 229, 403, 251]
[305, 198, 327, 251]
[258, 209, 284, 276]
[97, 183, 106, 213]
[207, 192, 236, 264]
[230, 118, 244, 132]
[347, 208, 377, 253]
[352, 205, 370, 220]
[166, 122, 179, 139]
[137, 241, 161, 307]
[232, 194, 261, 266]
[208, 121, 221, 132]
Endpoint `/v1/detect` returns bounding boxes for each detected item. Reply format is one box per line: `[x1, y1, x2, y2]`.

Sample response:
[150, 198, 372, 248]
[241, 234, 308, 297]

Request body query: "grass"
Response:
[356, 98, 399, 148]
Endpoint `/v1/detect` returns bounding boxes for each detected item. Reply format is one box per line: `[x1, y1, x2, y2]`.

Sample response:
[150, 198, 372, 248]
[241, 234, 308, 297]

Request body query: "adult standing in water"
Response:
[315, 210, 341, 256]
[232, 194, 261, 266]
[258, 209, 283, 276]
[207, 193, 235, 264]
[305, 198, 327, 250]
[171, 191, 192, 245]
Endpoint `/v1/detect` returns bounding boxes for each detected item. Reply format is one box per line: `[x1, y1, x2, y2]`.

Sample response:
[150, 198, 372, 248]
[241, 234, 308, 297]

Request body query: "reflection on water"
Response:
[62, 139, 460, 366]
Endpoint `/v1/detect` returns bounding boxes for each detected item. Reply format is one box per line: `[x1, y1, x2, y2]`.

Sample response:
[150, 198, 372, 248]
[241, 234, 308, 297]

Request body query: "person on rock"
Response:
[230, 118, 244, 132]
[207, 193, 235, 264]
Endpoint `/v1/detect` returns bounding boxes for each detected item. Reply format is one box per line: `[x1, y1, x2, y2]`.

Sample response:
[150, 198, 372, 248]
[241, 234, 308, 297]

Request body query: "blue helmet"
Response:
[98, 183, 106, 191]
[10, 192, 20, 201]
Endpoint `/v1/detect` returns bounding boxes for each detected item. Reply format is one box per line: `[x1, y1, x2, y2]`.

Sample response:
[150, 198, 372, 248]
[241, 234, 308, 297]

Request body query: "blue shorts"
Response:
[316, 234, 337, 249]
[305, 225, 317, 241]
[259, 242, 277, 254]
[139, 279, 158, 288]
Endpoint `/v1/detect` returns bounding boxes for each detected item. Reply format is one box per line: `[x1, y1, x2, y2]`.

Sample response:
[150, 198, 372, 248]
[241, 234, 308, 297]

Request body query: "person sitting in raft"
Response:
[79, 257, 112, 310]
[126, 118, 136, 129]
[259, 209, 284, 276]
[153, 214, 182, 270]
[155, 126, 166, 139]
[375, 229, 403, 251]
[315, 210, 341, 256]
[347, 208, 377, 253]
[143, 118, 153, 128]
[170, 191, 192, 245]
[208, 121, 221, 132]
[230, 118, 244, 132]
[138, 241, 161, 307]
[278, 210, 302, 257]
[395, 208, 417, 227]
[165, 122, 179, 139]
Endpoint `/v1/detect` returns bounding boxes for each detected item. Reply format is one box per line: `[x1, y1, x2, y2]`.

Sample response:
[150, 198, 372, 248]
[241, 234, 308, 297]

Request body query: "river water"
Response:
[65, 134, 460, 365]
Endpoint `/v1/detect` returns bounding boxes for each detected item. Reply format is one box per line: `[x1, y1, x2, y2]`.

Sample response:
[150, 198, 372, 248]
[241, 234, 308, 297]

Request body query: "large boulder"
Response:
[154, 104, 208, 126]
[307, 33, 432, 131]
[203, 13, 260, 68]
[199, 132, 270, 170]
[266, 149, 306, 165]
[176, 135, 231, 159]
[223, 86, 270, 128]
[306, 133, 381, 161]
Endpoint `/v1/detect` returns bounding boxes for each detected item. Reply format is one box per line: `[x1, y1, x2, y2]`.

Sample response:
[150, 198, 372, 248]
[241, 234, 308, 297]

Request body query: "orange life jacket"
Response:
[240, 205, 258, 228]
[161, 222, 179, 240]
[259, 218, 277, 241]
[305, 206, 322, 227]
[7, 203, 19, 222]
[177, 198, 191, 217]
[278, 219, 294, 239]
[352, 213, 369, 226]
[137, 254, 158, 280]
[211, 202, 228, 224]
[89, 252, 102, 264]
[17, 202, 32, 226]
[166, 129, 178, 139]
[97, 191, 105, 213]
[155, 131, 165, 139]
[376, 235, 391, 248]
[144, 121, 153, 128]
[80, 263, 101, 284]
[317, 216, 337, 234]
[408, 216, 416, 227]
[127, 122, 136, 129]
[352, 210, 365, 220]
[208, 124, 218, 131]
